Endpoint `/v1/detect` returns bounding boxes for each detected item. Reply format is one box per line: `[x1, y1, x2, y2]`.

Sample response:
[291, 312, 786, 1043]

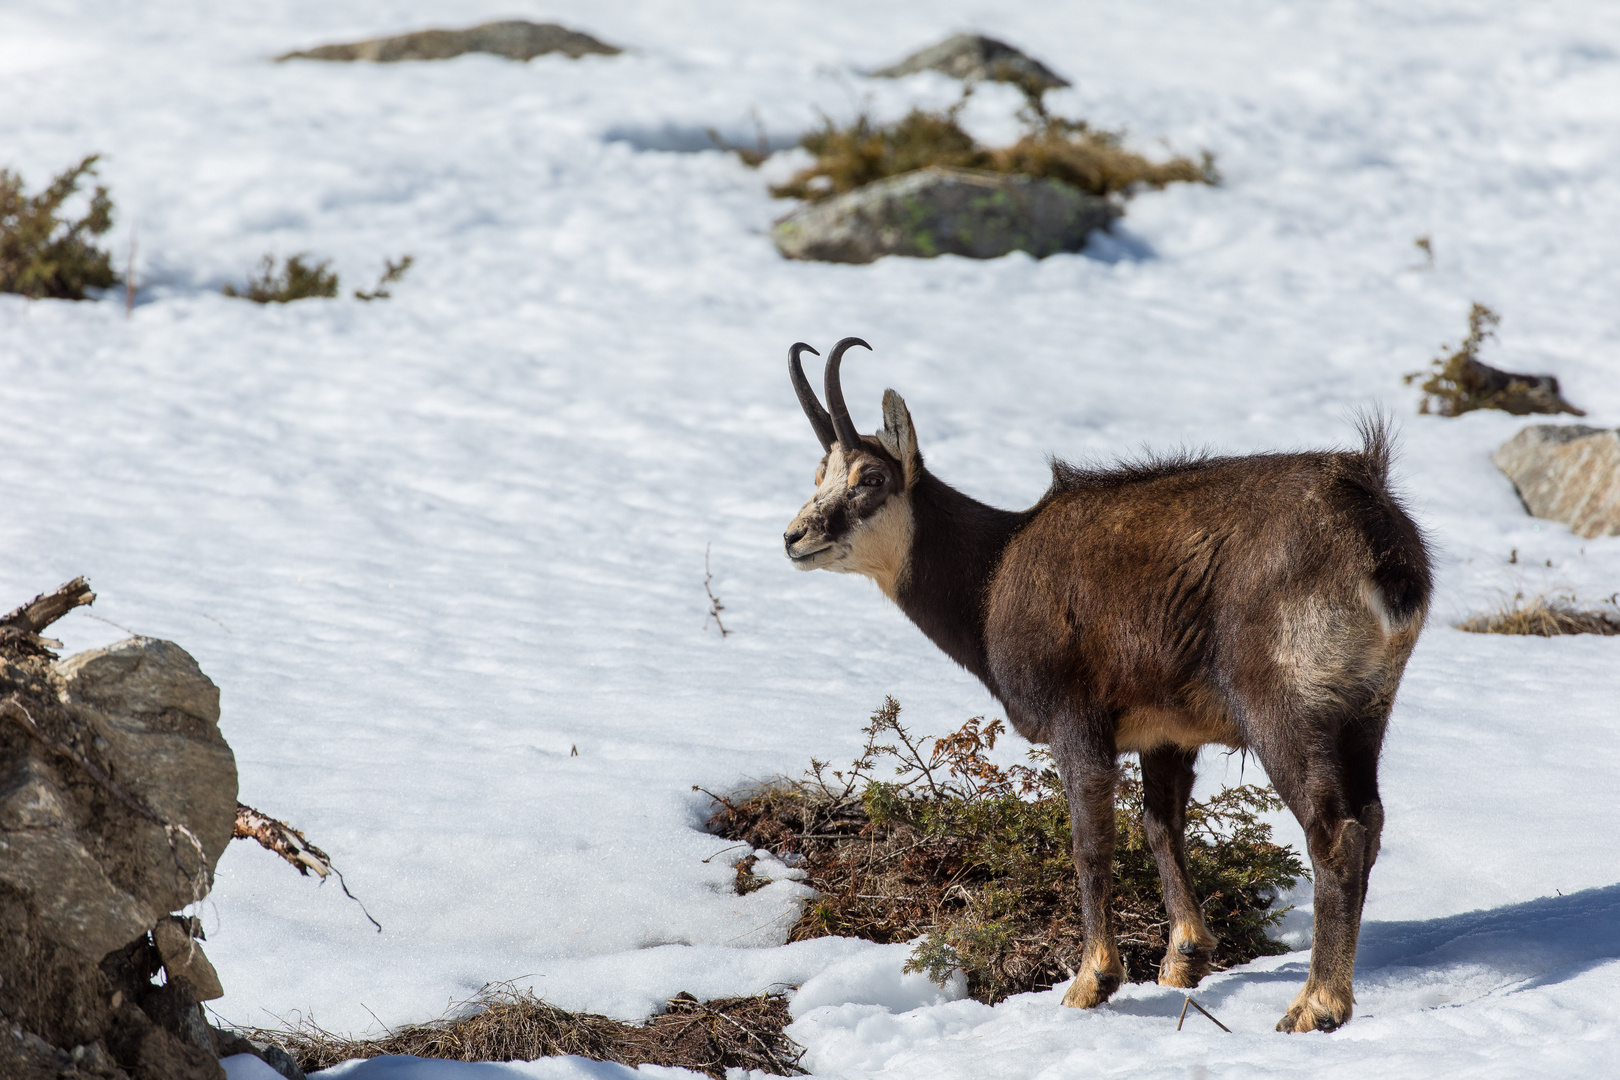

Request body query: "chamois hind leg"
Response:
[1254, 703, 1389, 1034]
[1051, 723, 1125, 1008]
[1140, 746, 1217, 988]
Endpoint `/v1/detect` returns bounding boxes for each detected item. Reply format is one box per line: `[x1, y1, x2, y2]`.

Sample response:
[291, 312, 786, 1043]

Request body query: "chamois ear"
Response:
[878, 389, 921, 486]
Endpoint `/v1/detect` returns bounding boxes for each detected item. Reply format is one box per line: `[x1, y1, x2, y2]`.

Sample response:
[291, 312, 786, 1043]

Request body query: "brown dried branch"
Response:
[0, 576, 95, 657]
[232, 802, 382, 932]
[234, 802, 332, 879]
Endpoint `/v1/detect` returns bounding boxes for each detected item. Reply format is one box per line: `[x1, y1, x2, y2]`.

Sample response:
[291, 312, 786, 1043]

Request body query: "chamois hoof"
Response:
[1156, 941, 1214, 989]
[1061, 966, 1123, 1009]
[1275, 985, 1353, 1033]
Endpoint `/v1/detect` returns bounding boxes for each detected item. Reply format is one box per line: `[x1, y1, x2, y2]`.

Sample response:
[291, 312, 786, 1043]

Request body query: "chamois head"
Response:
[782, 339, 920, 599]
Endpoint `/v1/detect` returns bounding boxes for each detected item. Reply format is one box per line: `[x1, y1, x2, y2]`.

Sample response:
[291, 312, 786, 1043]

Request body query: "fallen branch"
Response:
[0, 576, 95, 657]
[233, 802, 382, 933]
[234, 802, 332, 878]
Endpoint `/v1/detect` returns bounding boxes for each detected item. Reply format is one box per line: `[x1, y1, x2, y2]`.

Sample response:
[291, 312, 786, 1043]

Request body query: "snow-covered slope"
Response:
[3, 1, 1618, 1076]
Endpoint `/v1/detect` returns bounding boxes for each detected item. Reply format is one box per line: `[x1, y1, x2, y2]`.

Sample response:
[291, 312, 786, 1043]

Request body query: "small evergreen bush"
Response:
[0, 155, 119, 300]
[224, 253, 340, 303]
[226, 253, 414, 303]
[705, 698, 1304, 1004]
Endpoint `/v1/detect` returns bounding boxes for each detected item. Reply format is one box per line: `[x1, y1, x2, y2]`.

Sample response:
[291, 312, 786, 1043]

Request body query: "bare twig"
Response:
[234, 802, 332, 879]
[1176, 995, 1230, 1033]
[0, 576, 95, 657]
[704, 544, 729, 637]
[124, 225, 137, 316]
[233, 802, 382, 932]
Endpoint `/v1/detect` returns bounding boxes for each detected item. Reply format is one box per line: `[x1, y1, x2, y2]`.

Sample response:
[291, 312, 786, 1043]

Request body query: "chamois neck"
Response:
[895, 468, 1027, 690]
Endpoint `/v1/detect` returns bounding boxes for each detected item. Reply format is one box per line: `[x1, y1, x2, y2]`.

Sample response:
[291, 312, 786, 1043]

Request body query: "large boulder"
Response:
[773, 166, 1118, 264]
[1, 624, 240, 1080]
[277, 20, 620, 63]
[872, 34, 1070, 94]
[1493, 425, 1620, 538]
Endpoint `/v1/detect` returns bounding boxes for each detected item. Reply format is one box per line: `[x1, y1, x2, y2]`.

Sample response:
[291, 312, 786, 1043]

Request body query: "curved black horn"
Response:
[789, 342, 835, 451]
[824, 336, 871, 454]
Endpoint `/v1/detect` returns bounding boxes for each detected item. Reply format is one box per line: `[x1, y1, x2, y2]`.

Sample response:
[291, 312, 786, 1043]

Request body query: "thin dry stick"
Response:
[1176, 995, 1231, 1033]
[704, 544, 729, 637]
[124, 225, 137, 317]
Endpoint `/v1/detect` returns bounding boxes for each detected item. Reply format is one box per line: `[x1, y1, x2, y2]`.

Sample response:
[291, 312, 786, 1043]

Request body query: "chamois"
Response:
[782, 338, 1431, 1033]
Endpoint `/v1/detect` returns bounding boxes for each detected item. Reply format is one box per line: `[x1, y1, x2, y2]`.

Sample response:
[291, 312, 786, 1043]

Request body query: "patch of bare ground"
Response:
[238, 985, 803, 1077]
[703, 699, 1305, 1005]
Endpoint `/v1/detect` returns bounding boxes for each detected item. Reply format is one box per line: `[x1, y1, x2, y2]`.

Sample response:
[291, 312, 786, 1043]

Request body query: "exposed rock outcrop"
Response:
[0, 580, 242, 1080]
[872, 34, 1070, 94]
[277, 20, 621, 64]
[1493, 425, 1620, 538]
[772, 166, 1117, 264]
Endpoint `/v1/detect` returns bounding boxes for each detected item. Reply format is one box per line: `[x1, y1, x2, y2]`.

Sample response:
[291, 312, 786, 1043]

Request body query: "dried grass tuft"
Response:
[1458, 593, 1620, 636]
[770, 101, 1216, 204]
[238, 985, 804, 1077]
[704, 699, 1304, 1005]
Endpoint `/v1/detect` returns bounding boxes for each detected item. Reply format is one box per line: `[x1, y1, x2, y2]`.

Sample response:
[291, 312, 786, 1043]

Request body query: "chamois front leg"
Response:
[1052, 728, 1124, 1008]
[1140, 746, 1218, 988]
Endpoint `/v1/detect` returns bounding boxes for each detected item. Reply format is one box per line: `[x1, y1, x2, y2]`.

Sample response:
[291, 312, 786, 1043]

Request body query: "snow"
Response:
[3, 0, 1619, 1075]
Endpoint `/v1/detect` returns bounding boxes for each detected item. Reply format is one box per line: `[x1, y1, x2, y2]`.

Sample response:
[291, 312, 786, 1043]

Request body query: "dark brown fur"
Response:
[785, 371, 1430, 1033]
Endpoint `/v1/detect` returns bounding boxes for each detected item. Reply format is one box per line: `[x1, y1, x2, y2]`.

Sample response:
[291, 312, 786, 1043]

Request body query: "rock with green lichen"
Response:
[772, 166, 1118, 264]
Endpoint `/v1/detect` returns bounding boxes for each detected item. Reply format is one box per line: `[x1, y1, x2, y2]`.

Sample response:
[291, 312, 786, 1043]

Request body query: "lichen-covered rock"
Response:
[773, 166, 1118, 264]
[1493, 425, 1620, 539]
[872, 34, 1070, 93]
[277, 20, 621, 63]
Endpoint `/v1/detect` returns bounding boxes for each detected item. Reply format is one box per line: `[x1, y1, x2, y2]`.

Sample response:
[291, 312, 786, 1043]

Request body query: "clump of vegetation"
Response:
[704, 698, 1304, 1005]
[770, 99, 1217, 203]
[240, 984, 804, 1079]
[0, 154, 119, 300]
[225, 252, 415, 303]
[224, 253, 340, 303]
[1406, 303, 1584, 417]
[1459, 592, 1620, 636]
[354, 254, 414, 300]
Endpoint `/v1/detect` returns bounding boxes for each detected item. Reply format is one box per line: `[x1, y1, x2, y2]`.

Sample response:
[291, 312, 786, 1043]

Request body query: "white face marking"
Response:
[784, 445, 914, 598]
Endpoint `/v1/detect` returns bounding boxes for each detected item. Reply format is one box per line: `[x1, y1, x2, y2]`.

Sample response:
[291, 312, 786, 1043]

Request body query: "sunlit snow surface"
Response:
[4, 1, 1620, 1076]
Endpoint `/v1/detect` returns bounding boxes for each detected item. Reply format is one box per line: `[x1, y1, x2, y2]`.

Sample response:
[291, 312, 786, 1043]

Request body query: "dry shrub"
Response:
[0, 155, 119, 300]
[239, 985, 804, 1078]
[705, 699, 1304, 1005]
[354, 254, 414, 301]
[224, 253, 340, 303]
[770, 104, 1216, 203]
[1459, 593, 1620, 636]
[1405, 303, 1584, 417]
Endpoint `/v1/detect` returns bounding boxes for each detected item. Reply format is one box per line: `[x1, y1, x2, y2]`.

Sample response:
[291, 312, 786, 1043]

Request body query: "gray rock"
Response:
[773, 166, 1118, 264]
[872, 34, 1070, 93]
[1, 631, 237, 1078]
[1493, 425, 1620, 539]
[278, 20, 621, 63]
